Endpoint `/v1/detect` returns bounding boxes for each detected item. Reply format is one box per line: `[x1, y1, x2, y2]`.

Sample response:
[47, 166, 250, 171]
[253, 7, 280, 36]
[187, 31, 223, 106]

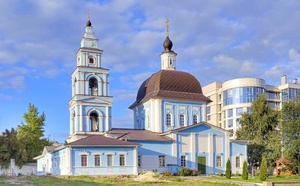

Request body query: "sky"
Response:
[1, 0, 300, 143]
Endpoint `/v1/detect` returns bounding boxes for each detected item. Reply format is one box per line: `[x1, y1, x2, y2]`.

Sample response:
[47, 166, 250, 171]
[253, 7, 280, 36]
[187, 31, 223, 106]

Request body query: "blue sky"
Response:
[1, 0, 300, 143]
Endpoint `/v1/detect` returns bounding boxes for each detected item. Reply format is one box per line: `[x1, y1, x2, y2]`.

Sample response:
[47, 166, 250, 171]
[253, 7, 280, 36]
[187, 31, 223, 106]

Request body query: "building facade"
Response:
[35, 18, 247, 176]
[203, 76, 300, 137]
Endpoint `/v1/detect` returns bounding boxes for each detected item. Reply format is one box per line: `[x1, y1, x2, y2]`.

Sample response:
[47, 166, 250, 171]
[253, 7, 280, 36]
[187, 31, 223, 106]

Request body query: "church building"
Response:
[35, 17, 248, 176]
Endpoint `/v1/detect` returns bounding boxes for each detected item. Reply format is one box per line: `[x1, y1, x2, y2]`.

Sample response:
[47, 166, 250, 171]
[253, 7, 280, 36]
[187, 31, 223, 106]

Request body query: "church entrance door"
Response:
[198, 156, 206, 174]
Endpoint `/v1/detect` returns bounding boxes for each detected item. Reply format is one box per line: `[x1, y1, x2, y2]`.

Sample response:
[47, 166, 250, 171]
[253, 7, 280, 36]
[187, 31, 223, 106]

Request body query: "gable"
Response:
[175, 124, 224, 135]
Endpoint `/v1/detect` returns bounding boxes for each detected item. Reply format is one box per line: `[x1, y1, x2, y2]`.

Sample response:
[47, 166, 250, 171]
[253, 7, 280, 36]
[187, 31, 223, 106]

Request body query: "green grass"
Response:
[201, 175, 300, 183]
[25, 175, 238, 186]
[1, 174, 300, 186]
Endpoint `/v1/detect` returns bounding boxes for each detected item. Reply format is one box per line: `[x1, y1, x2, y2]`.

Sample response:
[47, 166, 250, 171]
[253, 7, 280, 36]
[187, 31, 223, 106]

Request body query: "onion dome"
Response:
[86, 19, 92, 27]
[129, 70, 211, 108]
[163, 36, 173, 52]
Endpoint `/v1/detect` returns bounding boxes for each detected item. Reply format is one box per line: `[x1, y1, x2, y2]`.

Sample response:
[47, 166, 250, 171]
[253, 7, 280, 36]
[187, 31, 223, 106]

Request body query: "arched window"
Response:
[193, 114, 198, 124]
[90, 112, 98, 132]
[166, 113, 171, 126]
[89, 77, 98, 96]
[180, 114, 184, 126]
[89, 57, 94, 64]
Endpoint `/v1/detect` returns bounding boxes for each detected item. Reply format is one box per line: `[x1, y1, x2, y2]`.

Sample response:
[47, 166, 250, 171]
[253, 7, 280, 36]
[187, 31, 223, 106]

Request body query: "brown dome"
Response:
[129, 70, 211, 109]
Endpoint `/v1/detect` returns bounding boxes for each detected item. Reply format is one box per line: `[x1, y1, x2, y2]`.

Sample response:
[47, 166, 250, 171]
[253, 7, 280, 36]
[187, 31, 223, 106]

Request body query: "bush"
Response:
[161, 171, 172, 177]
[178, 167, 191, 176]
[260, 157, 268, 181]
[242, 160, 248, 180]
[225, 159, 231, 179]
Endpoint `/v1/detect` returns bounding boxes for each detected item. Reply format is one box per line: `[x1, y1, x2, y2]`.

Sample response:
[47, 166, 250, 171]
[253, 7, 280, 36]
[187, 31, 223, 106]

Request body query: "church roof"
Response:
[108, 128, 173, 142]
[65, 135, 140, 146]
[45, 146, 57, 153]
[129, 70, 211, 108]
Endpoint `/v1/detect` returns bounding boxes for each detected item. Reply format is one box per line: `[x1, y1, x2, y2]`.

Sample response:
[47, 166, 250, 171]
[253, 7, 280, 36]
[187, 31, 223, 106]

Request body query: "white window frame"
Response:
[236, 156, 241, 168]
[107, 154, 113, 166]
[179, 114, 185, 126]
[216, 156, 222, 167]
[193, 114, 198, 124]
[166, 113, 171, 126]
[81, 155, 88, 167]
[159, 155, 165, 167]
[181, 156, 186, 167]
[94, 154, 101, 166]
[119, 154, 125, 166]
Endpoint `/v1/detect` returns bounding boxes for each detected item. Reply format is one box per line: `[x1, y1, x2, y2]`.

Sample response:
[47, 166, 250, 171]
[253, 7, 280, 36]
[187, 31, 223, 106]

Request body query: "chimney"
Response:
[281, 75, 287, 85]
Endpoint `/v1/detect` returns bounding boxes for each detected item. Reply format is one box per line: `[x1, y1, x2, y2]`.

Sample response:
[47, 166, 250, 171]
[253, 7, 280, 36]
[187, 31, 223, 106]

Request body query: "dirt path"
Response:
[4, 176, 35, 186]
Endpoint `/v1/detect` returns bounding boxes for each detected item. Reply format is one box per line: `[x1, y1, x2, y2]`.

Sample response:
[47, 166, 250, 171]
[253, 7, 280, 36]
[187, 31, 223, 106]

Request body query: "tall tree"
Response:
[0, 128, 28, 168]
[281, 94, 300, 173]
[236, 95, 281, 167]
[260, 157, 268, 181]
[225, 158, 231, 179]
[242, 160, 248, 180]
[17, 103, 51, 162]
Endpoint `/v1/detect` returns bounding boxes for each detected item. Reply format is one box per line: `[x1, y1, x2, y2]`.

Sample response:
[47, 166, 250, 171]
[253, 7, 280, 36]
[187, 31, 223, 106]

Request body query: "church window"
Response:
[119, 154, 125, 166]
[89, 77, 98, 96]
[94, 155, 100, 166]
[159, 156, 165, 167]
[180, 114, 184, 126]
[236, 156, 241, 168]
[166, 113, 171, 126]
[137, 120, 140, 129]
[81, 155, 87, 166]
[216, 156, 222, 167]
[90, 112, 98, 132]
[89, 57, 94, 64]
[107, 154, 113, 166]
[207, 115, 211, 121]
[170, 58, 172, 65]
[193, 114, 198, 124]
[181, 156, 186, 167]
[138, 155, 141, 167]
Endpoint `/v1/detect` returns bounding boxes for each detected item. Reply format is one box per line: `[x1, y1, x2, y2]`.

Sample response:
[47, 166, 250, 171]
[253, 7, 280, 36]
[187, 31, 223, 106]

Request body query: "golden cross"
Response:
[88, 9, 90, 20]
[166, 18, 169, 37]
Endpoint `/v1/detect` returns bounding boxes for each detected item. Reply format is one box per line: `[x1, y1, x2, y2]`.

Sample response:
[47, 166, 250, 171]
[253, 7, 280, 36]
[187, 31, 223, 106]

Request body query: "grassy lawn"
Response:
[19, 175, 238, 186]
[201, 175, 300, 183]
[2, 175, 299, 186]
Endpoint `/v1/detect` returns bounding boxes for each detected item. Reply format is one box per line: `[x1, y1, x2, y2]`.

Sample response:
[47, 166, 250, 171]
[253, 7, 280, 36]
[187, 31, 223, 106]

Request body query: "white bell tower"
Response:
[67, 16, 113, 142]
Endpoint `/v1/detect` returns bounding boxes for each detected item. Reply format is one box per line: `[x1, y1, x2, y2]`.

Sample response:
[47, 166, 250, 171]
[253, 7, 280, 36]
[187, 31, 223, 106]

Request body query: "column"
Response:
[67, 147, 73, 175]
[133, 146, 138, 175]
[191, 133, 196, 169]
[208, 133, 214, 174]
[106, 106, 109, 131]
[80, 105, 83, 132]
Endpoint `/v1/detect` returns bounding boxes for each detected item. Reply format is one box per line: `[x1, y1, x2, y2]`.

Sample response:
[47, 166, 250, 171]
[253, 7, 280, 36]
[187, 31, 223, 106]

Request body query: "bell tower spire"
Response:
[67, 14, 113, 142]
[160, 19, 177, 70]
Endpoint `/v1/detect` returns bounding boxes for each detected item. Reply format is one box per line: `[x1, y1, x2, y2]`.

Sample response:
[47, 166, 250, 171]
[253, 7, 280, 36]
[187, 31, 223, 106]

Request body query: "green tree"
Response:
[236, 95, 281, 167]
[281, 94, 300, 173]
[260, 157, 268, 181]
[0, 128, 28, 168]
[17, 103, 51, 162]
[225, 158, 231, 179]
[242, 160, 248, 180]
